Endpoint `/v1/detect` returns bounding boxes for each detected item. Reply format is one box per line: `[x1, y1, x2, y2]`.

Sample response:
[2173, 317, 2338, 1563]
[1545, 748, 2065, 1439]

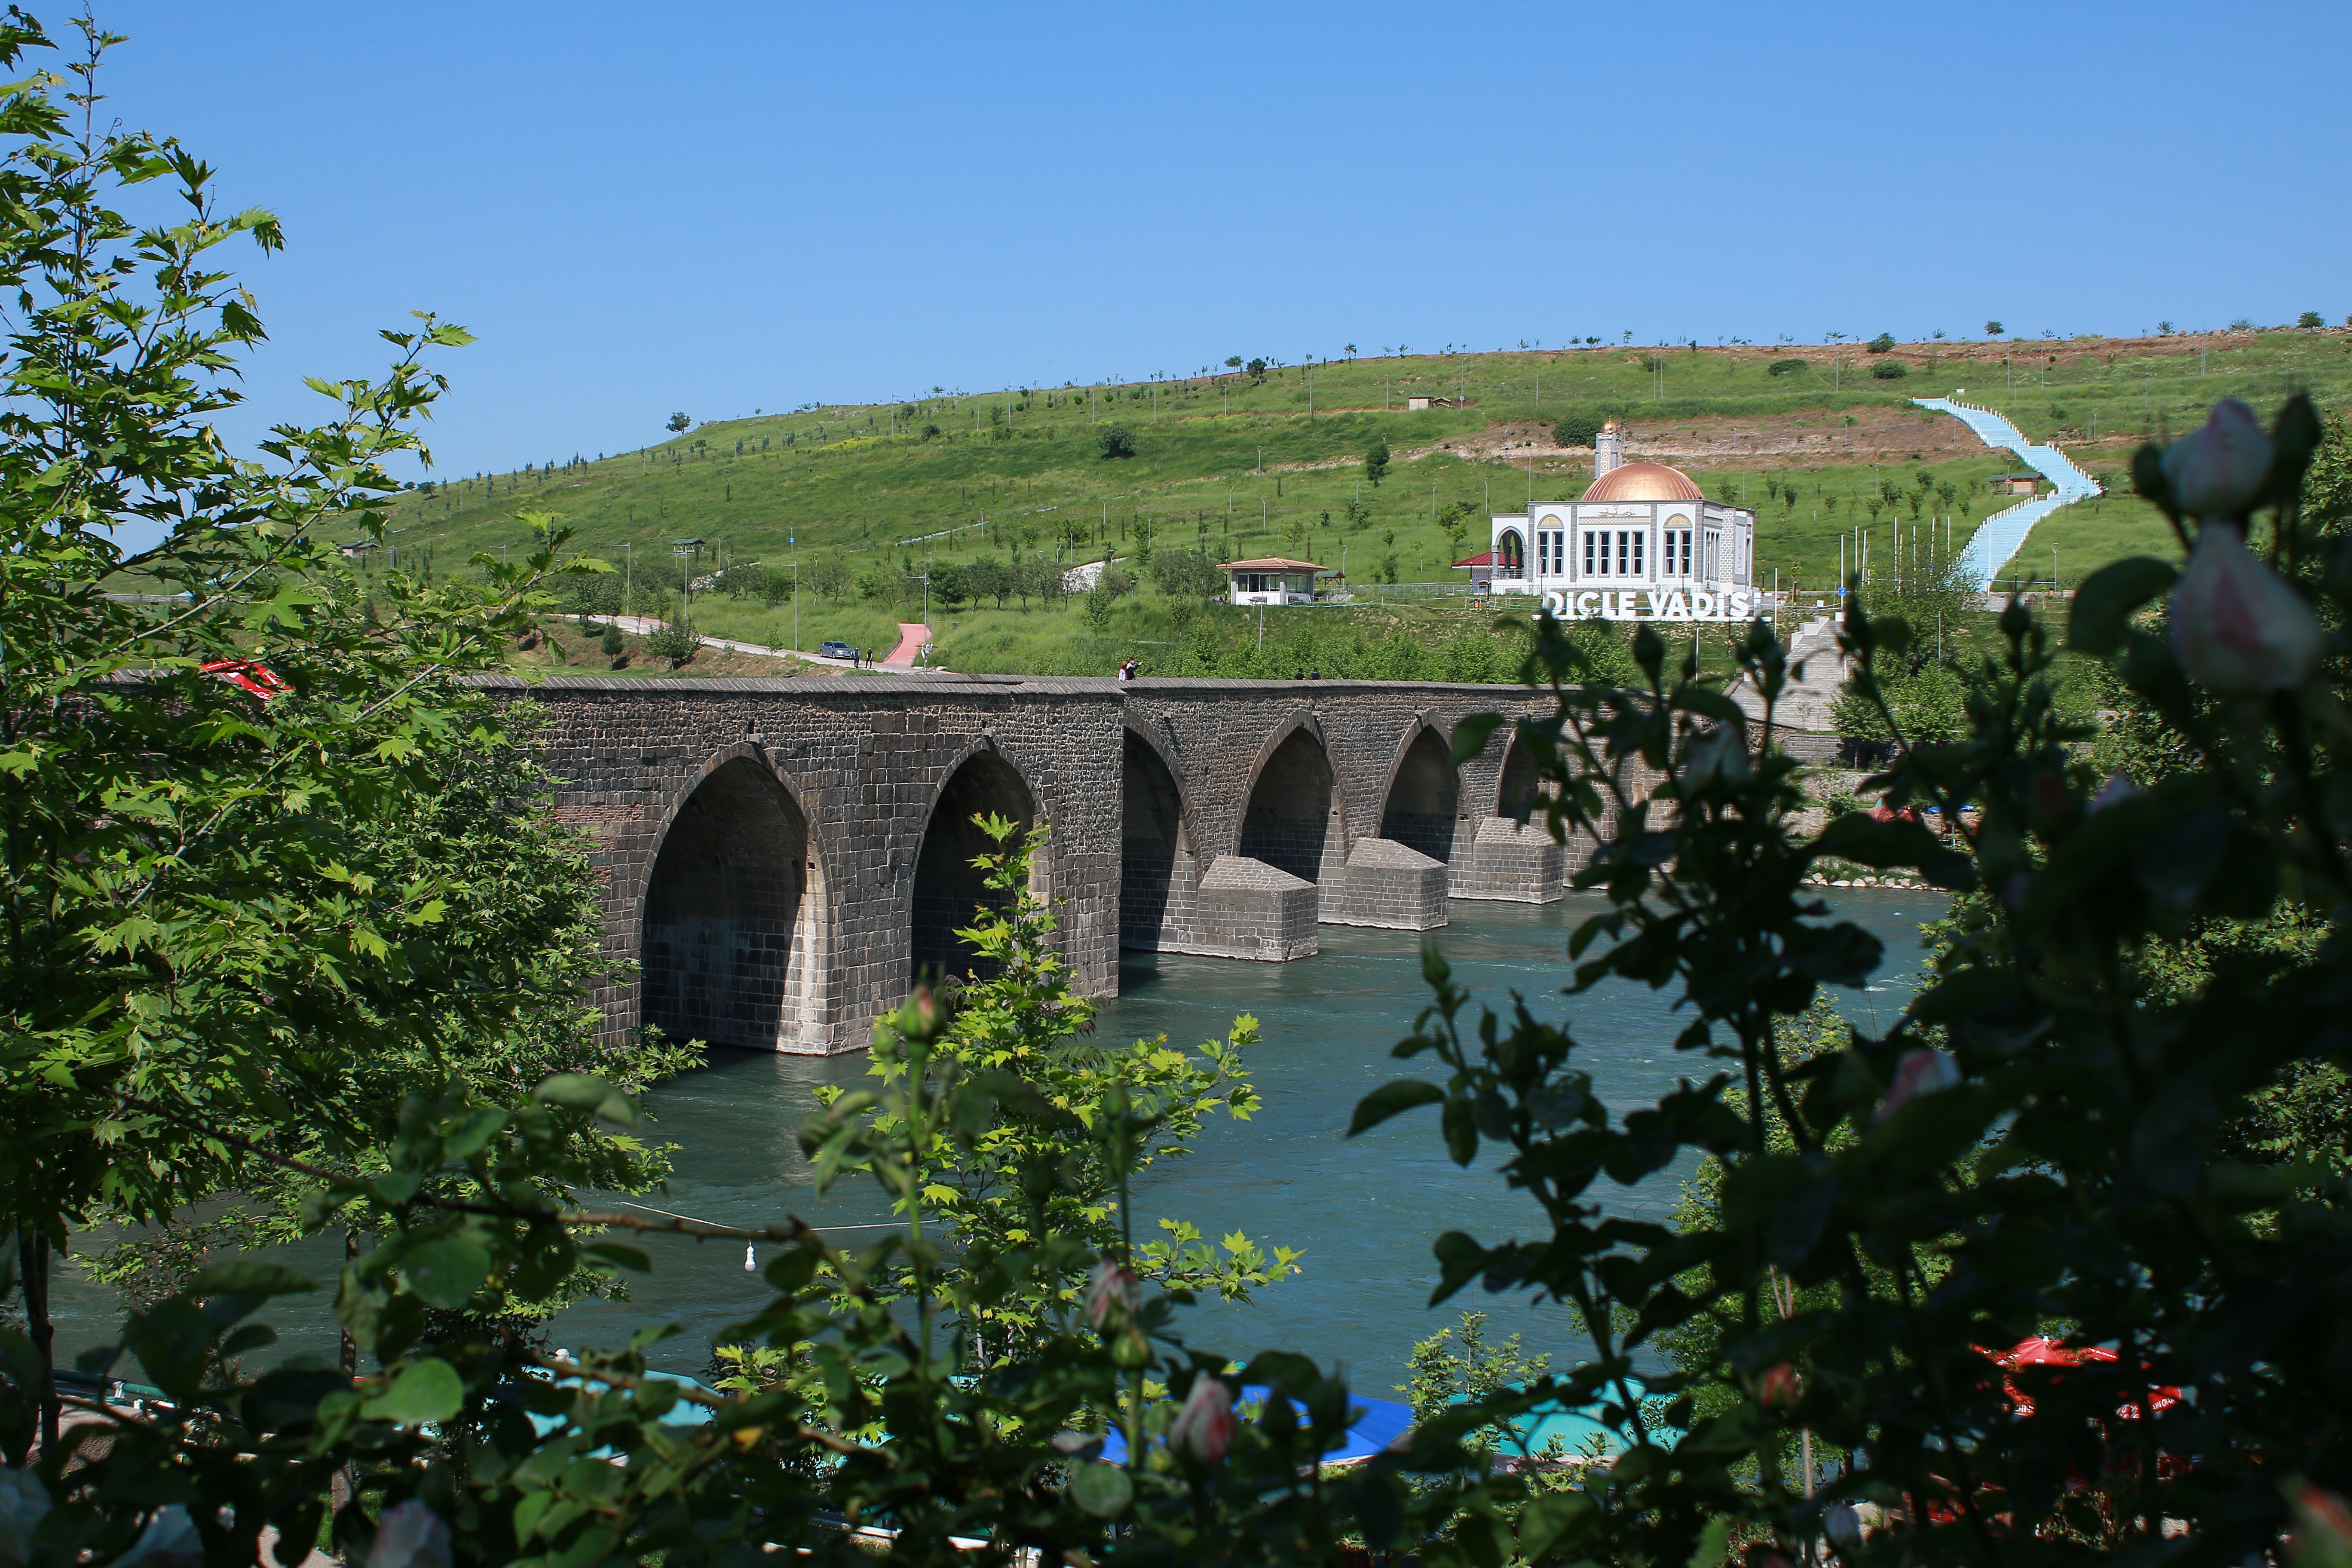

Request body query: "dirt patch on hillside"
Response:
[511, 624, 850, 679]
[1415, 404, 2044, 475]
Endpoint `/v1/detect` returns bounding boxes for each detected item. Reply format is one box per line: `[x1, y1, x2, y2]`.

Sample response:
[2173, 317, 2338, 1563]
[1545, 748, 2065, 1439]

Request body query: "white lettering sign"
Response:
[1538, 588, 1755, 622]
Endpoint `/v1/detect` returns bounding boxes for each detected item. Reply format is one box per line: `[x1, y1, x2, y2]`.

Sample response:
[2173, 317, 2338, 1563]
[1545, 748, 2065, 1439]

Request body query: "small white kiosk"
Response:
[1484, 422, 1758, 622]
[1222, 557, 1326, 606]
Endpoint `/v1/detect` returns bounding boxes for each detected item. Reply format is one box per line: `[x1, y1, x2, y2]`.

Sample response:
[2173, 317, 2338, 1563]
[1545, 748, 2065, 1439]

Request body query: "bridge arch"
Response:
[1120, 719, 1195, 951]
[911, 740, 1039, 984]
[1237, 712, 1347, 890]
[1496, 731, 1545, 822]
[1377, 719, 1461, 865]
[638, 744, 823, 1051]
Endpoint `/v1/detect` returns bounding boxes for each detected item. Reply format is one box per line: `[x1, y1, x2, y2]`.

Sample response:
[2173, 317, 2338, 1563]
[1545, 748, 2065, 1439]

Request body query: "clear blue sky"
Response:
[93, 0, 2352, 481]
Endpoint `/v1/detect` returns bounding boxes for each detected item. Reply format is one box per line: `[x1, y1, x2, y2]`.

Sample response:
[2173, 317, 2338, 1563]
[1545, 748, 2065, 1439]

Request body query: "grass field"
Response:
[362, 328, 2351, 676]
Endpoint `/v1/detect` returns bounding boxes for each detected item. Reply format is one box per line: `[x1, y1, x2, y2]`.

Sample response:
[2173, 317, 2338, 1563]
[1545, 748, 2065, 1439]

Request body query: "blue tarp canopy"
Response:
[527, 1368, 716, 1443]
[1098, 1385, 1414, 1467]
[1465, 1376, 1683, 1459]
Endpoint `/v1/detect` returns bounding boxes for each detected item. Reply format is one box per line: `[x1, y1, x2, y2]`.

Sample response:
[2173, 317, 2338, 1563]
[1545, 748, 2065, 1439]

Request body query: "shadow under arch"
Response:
[1237, 720, 1344, 888]
[912, 746, 1039, 983]
[1378, 723, 1461, 864]
[1496, 731, 1546, 822]
[640, 753, 814, 1050]
[1121, 723, 1194, 950]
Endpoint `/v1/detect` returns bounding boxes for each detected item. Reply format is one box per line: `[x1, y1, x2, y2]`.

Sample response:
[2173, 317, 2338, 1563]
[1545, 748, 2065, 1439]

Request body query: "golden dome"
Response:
[1580, 461, 1703, 502]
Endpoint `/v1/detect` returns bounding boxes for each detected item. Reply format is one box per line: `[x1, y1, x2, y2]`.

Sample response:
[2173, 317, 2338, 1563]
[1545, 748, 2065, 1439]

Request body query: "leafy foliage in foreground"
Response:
[1346, 396, 2352, 1564]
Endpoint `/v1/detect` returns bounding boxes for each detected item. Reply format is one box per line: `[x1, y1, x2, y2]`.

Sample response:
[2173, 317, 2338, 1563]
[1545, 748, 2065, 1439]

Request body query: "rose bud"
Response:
[1084, 1259, 1140, 1332]
[1757, 1362, 1802, 1410]
[1875, 1047, 1961, 1122]
[369, 1500, 452, 1568]
[2161, 398, 2272, 520]
[2168, 521, 2325, 694]
[1168, 1375, 1235, 1464]
[903, 986, 943, 1039]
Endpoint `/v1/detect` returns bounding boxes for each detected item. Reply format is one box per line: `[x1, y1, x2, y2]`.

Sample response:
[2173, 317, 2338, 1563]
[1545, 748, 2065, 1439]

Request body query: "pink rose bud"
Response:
[1757, 1362, 1802, 1409]
[905, 986, 943, 1039]
[1876, 1047, 1961, 1122]
[369, 1500, 452, 1568]
[2168, 522, 2325, 694]
[1168, 1375, 1235, 1464]
[2161, 398, 2272, 519]
[1084, 1260, 1140, 1332]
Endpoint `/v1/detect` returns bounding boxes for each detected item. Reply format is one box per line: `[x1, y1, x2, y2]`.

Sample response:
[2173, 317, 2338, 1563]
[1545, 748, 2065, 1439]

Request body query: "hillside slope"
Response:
[370, 330, 2348, 674]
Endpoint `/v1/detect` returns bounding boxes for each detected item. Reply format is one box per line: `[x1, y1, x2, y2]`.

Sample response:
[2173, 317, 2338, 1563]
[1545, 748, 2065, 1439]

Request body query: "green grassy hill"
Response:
[370, 328, 2351, 677]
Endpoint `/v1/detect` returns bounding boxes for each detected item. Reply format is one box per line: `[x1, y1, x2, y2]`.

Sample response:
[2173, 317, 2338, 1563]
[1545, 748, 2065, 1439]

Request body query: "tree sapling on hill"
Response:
[1364, 435, 1390, 488]
[665, 411, 690, 433]
[1553, 413, 1602, 447]
[1097, 424, 1136, 460]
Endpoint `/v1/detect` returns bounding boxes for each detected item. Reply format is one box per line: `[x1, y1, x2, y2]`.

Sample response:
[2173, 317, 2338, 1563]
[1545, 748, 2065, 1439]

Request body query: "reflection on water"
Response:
[51, 889, 1946, 1397]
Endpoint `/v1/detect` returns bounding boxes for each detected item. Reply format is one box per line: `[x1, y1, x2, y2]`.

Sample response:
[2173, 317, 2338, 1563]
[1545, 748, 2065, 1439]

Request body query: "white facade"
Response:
[1488, 489, 1758, 622]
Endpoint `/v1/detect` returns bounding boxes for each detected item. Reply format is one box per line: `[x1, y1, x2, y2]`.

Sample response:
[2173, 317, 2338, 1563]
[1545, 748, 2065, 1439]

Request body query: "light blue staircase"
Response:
[1911, 397, 2101, 588]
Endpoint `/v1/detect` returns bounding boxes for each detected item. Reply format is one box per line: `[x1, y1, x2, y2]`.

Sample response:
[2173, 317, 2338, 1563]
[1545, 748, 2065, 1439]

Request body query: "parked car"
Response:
[818, 640, 856, 660]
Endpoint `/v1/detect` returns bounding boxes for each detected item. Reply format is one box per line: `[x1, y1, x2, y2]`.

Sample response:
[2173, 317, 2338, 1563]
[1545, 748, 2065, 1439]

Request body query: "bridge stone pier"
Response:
[490, 674, 1600, 1055]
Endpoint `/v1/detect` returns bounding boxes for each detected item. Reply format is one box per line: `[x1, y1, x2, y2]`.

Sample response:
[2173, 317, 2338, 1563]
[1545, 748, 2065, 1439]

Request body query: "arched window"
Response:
[1498, 528, 1524, 573]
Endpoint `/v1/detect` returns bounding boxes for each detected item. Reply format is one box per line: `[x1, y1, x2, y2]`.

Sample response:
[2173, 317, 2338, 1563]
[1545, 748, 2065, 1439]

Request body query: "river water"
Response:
[52, 889, 1945, 1398]
[550, 888, 1946, 1395]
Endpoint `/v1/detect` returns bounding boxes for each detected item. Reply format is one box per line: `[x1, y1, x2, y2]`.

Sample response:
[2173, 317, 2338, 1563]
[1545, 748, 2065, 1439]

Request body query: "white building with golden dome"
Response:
[1478, 421, 1758, 622]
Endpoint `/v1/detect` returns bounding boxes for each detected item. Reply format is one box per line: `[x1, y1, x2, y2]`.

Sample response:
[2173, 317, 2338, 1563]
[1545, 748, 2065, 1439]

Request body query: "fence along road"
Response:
[1912, 397, 2102, 588]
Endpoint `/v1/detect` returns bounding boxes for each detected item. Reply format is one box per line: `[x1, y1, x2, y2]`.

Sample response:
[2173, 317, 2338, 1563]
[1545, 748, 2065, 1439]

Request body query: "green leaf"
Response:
[1811, 814, 1973, 888]
[582, 1242, 650, 1274]
[533, 1072, 612, 1112]
[442, 1107, 509, 1161]
[1449, 711, 1505, 767]
[188, 1260, 315, 1298]
[533, 1072, 639, 1126]
[1348, 1079, 1445, 1137]
[399, 1237, 492, 1310]
[1441, 1093, 1479, 1166]
[1068, 1463, 1133, 1518]
[1428, 1230, 1487, 1306]
[361, 1357, 464, 1425]
[1518, 1492, 1598, 1561]
[1686, 1516, 1730, 1568]
[2069, 556, 2177, 655]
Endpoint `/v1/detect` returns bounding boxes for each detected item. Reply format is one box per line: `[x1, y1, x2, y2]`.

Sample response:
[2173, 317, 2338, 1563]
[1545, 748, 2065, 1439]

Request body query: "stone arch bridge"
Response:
[492, 674, 1595, 1055]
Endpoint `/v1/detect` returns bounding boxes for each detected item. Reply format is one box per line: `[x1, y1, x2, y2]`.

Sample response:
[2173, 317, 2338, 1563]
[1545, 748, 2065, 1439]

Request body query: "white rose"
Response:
[2168, 522, 2324, 695]
[2160, 399, 2272, 519]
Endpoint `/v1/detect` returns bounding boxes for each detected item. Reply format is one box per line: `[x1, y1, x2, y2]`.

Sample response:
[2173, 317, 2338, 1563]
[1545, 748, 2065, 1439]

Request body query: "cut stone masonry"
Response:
[480, 674, 1664, 1055]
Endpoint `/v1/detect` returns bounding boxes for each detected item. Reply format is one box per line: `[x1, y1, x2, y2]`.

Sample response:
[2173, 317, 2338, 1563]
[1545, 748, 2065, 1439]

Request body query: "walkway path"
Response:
[880, 622, 931, 667]
[1911, 398, 2101, 588]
